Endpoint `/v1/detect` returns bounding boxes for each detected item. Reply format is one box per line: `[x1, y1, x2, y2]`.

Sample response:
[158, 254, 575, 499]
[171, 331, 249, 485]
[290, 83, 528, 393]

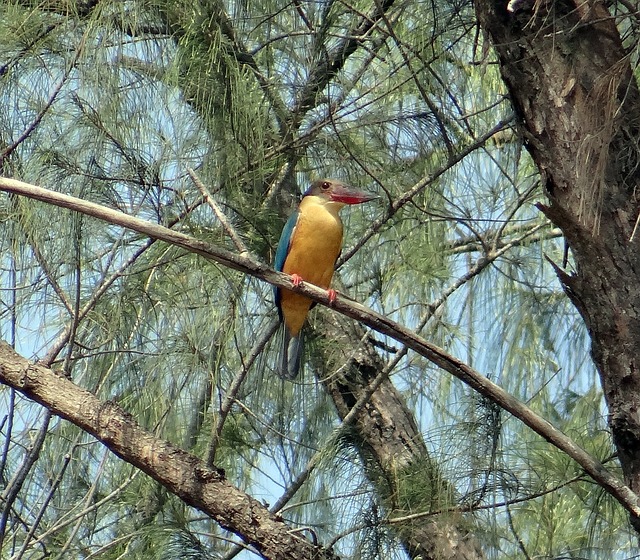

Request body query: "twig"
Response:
[630, 208, 640, 242]
[39, 200, 202, 366]
[207, 319, 279, 465]
[0, 34, 85, 167]
[11, 449, 73, 560]
[338, 114, 515, 265]
[27, 469, 140, 548]
[186, 167, 249, 255]
[326, 470, 591, 548]
[0, 411, 52, 550]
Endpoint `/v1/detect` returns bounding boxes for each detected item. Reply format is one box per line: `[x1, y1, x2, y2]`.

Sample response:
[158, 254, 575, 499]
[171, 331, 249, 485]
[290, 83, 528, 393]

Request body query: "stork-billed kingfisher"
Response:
[274, 179, 377, 378]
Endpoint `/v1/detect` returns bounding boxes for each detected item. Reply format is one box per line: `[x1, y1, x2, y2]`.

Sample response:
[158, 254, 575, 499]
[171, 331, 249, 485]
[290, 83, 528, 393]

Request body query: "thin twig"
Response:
[338, 114, 515, 265]
[326, 469, 591, 549]
[0, 34, 85, 167]
[52, 448, 110, 560]
[187, 167, 249, 255]
[630, 208, 640, 242]
[0, 411, 52, 550]
[11, 450, 73, 560]
[207, 319, 279, 465]
[39, 200, 202, 366]
[28, 470, 140, 547]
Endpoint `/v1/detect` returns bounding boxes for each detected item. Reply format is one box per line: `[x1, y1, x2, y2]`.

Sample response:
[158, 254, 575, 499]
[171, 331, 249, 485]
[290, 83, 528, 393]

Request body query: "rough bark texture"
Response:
[320, 314, 485, 560]
[0, 342, 339, 560]
[474, 0, 640, 526]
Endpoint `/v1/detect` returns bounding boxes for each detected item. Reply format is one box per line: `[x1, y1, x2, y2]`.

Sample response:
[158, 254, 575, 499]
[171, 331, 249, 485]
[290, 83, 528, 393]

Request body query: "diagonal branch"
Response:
[0, 34, 85, 170]
[187, 167, 249, 255]
[292, 0, 396, 122]
[0, 342, 338, 560]
[0, 176, 638, 522]
[338, 114, 515, 266]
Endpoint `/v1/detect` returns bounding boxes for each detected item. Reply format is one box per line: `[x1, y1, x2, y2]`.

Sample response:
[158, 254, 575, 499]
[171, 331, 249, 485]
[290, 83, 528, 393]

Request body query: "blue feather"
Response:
[274, 210, 299, 318]
[274, 210, 304, 378]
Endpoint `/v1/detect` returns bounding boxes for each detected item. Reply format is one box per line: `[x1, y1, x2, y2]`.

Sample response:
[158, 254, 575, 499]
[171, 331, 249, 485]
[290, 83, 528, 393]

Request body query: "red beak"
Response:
[329, 184, 378, 205]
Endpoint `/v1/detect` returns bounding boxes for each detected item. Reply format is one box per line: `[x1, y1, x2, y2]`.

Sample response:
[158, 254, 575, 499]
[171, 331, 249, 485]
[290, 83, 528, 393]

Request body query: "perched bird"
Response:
[274, 179, 377, 378]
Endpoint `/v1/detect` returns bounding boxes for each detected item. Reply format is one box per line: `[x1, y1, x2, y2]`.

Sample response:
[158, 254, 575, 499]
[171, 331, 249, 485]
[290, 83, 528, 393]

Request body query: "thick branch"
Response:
[0, 342, 337, 560]
[0, 176, 638, 521]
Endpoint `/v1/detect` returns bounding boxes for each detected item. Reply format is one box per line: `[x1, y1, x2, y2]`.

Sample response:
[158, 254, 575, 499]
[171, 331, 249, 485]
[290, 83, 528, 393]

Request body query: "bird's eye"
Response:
[321, 181, 331, 190]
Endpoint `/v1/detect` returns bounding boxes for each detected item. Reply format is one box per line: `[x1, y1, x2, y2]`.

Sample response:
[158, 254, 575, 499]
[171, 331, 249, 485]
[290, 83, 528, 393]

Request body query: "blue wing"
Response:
[274, 211, 299, 318]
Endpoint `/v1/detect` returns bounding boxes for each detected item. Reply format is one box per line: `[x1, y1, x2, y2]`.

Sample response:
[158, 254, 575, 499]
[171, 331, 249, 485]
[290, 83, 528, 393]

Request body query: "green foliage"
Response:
[0, 0, 637, 559]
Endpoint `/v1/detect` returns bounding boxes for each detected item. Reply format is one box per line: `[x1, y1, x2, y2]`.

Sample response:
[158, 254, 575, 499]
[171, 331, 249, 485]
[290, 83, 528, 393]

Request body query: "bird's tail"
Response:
[277, 324, 304, 379]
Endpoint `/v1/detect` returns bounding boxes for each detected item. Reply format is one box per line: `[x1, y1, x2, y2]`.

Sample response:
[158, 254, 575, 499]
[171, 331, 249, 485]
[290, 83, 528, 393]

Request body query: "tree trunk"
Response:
[474, 0, 640, 528]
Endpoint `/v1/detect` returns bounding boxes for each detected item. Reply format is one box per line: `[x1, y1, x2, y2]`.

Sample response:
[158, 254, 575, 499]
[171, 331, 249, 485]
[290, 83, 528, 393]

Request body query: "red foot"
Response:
[291, 274, 303, 287]
[328, 289, 337, 305]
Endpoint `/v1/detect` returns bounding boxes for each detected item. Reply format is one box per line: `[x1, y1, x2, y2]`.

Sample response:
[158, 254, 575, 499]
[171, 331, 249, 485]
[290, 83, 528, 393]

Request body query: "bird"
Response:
[274, 178, 378, 378]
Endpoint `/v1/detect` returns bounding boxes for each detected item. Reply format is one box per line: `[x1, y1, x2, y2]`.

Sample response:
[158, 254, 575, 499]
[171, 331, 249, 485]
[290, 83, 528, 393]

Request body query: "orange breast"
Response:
[280, 201, 343, 336]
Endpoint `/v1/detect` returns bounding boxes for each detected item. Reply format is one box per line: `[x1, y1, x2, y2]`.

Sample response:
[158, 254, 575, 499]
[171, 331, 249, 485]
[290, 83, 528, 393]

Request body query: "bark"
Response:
[0, 342, 339, 560]
[474, 0, 640, 527]
[320, 314, 485, 560]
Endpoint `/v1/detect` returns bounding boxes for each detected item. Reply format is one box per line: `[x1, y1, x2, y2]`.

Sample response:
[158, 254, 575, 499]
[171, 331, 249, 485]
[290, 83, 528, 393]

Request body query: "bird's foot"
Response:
[328, 289, 337, 305]
[291, 274, 303, 287]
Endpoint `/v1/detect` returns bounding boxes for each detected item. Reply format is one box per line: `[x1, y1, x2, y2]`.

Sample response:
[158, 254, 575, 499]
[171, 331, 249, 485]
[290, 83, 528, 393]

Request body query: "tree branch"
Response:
[338, 114, 515, 266]
[0, 342, 338, 560]
[187, 167, 249, 255]
[0, 176, 638, 523]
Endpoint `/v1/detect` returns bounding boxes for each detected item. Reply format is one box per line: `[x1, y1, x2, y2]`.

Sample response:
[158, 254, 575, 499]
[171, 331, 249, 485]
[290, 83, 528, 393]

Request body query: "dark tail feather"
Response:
[277, 325, 304, 379]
